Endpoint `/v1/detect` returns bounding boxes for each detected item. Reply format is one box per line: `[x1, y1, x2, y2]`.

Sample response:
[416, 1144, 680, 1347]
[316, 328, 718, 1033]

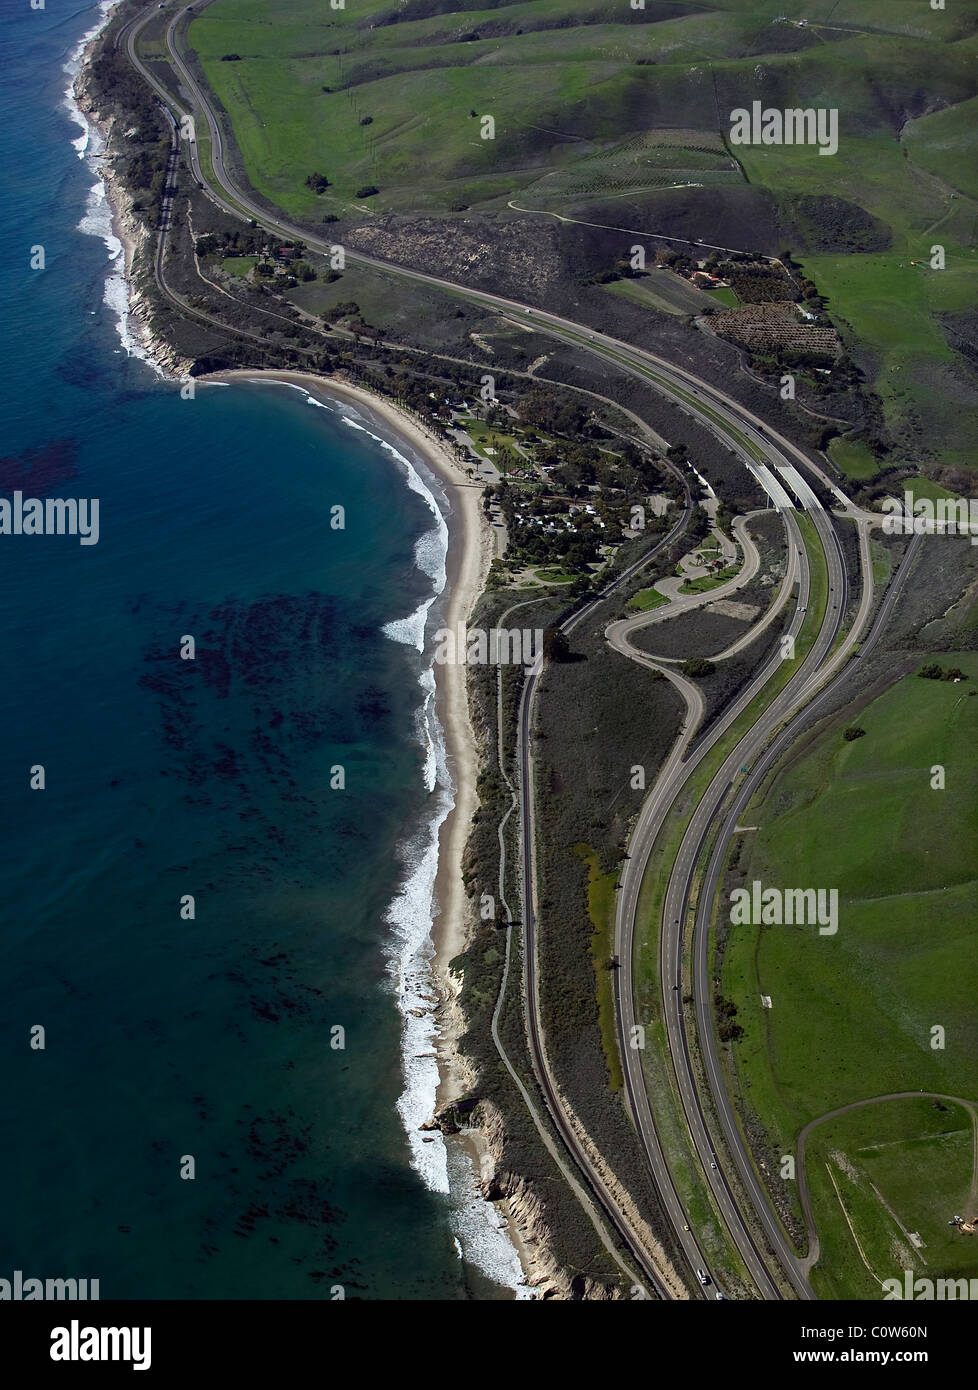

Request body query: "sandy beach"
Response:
[203, 370, 491, 982]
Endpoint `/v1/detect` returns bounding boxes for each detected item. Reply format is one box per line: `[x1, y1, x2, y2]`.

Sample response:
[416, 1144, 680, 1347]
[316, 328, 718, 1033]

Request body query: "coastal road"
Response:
[507, 495, 703, 1298]
[655, 509, 843, 1301]
[607, 517, 801, 1297]
[121, 1, 870, 1298]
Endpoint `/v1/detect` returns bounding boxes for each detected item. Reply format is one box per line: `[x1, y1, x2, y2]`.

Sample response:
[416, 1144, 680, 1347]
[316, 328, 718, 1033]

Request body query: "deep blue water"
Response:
[0, 0, 513, 1299]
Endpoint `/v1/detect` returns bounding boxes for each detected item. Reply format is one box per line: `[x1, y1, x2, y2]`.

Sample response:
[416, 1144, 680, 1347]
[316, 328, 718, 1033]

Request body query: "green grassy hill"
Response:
[182, 0, 978, 465]
[722, 652, 978, 1295]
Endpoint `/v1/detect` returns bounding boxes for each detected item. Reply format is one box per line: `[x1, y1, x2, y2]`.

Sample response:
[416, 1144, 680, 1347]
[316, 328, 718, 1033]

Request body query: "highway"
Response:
[118, 0, 876, 1299]
[614, 508, 813, 1298]
[687, 529, 923, 1280]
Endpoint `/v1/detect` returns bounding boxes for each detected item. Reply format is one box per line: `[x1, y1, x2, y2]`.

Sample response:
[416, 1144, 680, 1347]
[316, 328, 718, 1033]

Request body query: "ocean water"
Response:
[0, 0, 522, 1299]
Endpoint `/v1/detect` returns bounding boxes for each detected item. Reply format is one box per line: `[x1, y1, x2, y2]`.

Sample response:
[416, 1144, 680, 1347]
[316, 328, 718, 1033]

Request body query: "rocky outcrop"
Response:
[474, 1099, 627, 1300]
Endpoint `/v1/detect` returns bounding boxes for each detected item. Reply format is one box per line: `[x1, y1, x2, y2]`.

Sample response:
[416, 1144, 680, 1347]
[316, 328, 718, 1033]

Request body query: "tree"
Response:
[542, 627, 571, 663]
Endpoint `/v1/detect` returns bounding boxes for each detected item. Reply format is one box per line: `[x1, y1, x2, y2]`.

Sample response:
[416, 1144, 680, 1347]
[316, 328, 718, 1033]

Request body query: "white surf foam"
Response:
[241, 380, 527, 1295]
[335, 413, 448, 652]
[64, 1, 163, 374]
[260, 381, 335, 411]
[384, 686, 528, 1298]
[328, 406, 529, 1296]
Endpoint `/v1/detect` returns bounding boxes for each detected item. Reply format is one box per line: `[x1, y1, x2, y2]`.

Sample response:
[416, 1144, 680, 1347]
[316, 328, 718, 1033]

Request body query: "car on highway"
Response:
[696, 1268, 710, 1286]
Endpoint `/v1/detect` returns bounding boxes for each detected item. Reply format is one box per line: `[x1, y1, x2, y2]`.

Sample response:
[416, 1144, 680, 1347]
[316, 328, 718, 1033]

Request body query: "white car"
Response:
[697, 1268, 709, 1286]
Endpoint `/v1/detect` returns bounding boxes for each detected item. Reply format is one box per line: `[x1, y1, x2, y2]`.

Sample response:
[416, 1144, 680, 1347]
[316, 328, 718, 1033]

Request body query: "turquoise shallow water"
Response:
[0, 0, 517, 1299]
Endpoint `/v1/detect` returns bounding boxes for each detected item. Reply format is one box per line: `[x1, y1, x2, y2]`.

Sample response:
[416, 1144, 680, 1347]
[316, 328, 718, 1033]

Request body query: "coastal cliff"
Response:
[73, 57, 193, 380]
[476, 1101, 628, 1301]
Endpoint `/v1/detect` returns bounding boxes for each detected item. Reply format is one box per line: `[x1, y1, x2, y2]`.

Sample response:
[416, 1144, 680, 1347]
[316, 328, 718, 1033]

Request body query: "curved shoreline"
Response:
[204, 369, 491, 989]
[200, 370, 532, 1292]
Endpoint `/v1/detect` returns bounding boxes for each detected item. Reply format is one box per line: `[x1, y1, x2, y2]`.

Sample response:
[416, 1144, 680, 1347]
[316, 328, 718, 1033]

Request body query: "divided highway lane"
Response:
[656, 516, 842, 1302]
[689, 530, 923, 1287]
[639, 499, 875, 1298]
[662, 503, 850, 1298]
[608, 519, 805, 1300]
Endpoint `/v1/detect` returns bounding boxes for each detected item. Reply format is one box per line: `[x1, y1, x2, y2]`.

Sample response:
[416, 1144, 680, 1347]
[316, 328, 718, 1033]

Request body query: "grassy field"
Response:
[870, 537, 892, 586]
[190, 0, 752, 218]
[722, 652, 978, 1293]
[679, 563, 739, 595]
[736, 114, 978, 466]
[705, 285, 738, 308]
[805, 1097, 978, 1300]
[627, 585, 669, 612]
[827, 438, 881, 481]
[604, 271, 719, 317]
[221, 255, 257, 276]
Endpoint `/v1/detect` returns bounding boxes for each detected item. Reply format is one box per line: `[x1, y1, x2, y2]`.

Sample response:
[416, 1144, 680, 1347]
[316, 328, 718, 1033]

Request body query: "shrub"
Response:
[918, 663, 968, 682]
[682, 656, 715, 678]
[843, 726, 866, 741]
